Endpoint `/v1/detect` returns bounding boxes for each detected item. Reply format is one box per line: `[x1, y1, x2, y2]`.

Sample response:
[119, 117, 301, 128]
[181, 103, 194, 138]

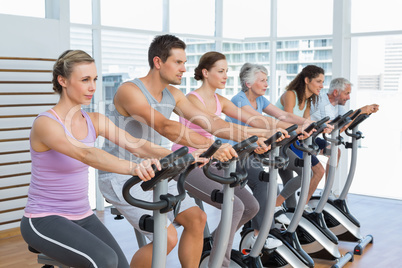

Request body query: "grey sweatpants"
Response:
[183, 164, 259, 268]
[239, 155, 270, 231]
[278, 148, 303, 208]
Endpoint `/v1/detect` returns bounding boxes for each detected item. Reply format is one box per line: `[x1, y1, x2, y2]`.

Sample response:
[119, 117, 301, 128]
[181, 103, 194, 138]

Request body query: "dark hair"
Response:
[286, 65, 324, 106]
[148, 34, 186, 69]
[194, 51, 226, 81]
[52, 50, 94, 94]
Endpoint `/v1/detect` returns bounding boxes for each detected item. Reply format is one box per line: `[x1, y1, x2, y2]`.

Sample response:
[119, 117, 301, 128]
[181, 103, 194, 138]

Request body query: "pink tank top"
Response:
[172, 91, 222, 153]
[24, 109, 96, 219]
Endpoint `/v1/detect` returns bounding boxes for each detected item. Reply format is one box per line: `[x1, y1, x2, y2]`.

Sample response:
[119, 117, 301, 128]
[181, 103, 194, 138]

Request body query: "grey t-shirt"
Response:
[100, 78, 176, 169]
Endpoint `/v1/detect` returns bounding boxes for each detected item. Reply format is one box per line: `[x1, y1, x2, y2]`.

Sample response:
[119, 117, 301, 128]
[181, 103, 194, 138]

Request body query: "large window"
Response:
[68, 0, 402, 206]
[350, 35, 402, 200]
[349, 1, 402, 200]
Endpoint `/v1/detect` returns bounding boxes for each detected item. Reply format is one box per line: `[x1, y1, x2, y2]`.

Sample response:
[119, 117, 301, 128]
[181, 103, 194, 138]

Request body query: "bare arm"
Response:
[237, 103, 293, 130]
[264, 103, 311, 126]
[175, 90, 252, 142]
[115, 82, 216, 149]
[30, 116, 159, 180]
[91, 112, 171, 159]
[220, 95, 284, 130]
[115, 83, 237, 161]
[339, 104, 379, 133]
[359, 104, 379, 115]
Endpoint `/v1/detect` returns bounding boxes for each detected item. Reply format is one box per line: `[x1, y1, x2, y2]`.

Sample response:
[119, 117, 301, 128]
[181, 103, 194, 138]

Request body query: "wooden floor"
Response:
[1, 193, 402, 268]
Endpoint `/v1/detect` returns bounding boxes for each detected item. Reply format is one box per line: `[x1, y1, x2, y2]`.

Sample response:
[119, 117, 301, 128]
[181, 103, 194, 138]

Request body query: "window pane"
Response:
[222, 41, 270, 98]
[70, 27, 93, 55]
[101, 0, 162, 31]
[277, 0, 332, 37]
[170, 0, 215, 36]
[179, 37, 216, 95]
[70, 0, 92, 24]
[100, 30, 153, 118]
[351, 35, 402, 200]
[0, 0, 45, 18]
[275, 38, 333, 97]
[352, 0, 402, 33]
[223, 0, 270, 38]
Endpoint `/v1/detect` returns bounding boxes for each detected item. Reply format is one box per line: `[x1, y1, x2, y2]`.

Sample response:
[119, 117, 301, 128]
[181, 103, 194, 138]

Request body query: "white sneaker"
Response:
[250, 235, 283, 249]
[274, 206, 291, 225]
[242, 235, 257, 249]
[249, 235, 257, 248]
[304, 204, 314, 213]
[264, 235, 283, 249]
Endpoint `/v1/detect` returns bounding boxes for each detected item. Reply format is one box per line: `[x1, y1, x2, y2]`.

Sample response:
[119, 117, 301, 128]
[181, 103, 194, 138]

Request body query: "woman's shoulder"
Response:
[278, 90, 297, 108]
[284, 90, 297, 97]
[215, 92, 231, 106]
[231, 91, 247, 103]
[282, 90, 297, 102]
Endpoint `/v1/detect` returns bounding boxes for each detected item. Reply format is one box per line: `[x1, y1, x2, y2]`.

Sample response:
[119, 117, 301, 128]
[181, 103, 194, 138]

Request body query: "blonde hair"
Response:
[52, 50, 94, 94]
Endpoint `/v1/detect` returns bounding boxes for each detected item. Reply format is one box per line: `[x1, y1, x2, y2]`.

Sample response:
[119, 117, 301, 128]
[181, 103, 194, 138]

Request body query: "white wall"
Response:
[0, 13, 68, 231]
[0, 14, 67, 58]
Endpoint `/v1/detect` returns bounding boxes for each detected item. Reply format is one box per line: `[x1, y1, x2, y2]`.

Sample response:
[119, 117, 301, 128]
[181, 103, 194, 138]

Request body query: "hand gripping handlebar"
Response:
[345, 113, 370, 139]
[122, 147, 194, 213]
[253, 124, 297, 169]
[203, 136, 258, 187]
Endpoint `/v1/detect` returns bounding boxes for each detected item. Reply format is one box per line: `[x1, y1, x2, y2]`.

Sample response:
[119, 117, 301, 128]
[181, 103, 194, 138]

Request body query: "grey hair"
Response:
[328, 77, 353, 94]
[239, 63, 268, 92]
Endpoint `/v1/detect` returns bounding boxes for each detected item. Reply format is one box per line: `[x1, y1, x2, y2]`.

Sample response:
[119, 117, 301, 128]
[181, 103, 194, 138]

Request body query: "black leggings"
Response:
[21, 214, 129, 268]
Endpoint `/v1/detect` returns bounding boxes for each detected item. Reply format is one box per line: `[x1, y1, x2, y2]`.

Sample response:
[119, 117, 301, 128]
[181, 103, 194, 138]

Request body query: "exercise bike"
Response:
[198, 136, 265, 268]
[241, 121, 321, 268]
[122, 146, 195, 268]
[286, 111, 355, 268]
[122, 141, 224, 267]
[308, 112, 374, 256]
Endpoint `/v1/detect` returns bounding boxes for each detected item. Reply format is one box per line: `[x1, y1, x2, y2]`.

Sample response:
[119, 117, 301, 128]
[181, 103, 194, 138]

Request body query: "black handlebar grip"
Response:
[158, 146, 189, 169]
[140, 147, 188, 191]
[200, 140, 222, 158]
[330, 110, 353, 128]
[315, 116, 330, 128]
[286, 124, 298, 133]
[348, 114, 369, 130]
[123, 176, 166, 210]
[203, 163, 237, 185]
[350, 109, 362, 121]
[342, 109, 354, 119]
[304, 122, 317, 133]
[330, 115, 342, 125]
[232, 135, 258, 152]
[264, 131, 283, 146]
